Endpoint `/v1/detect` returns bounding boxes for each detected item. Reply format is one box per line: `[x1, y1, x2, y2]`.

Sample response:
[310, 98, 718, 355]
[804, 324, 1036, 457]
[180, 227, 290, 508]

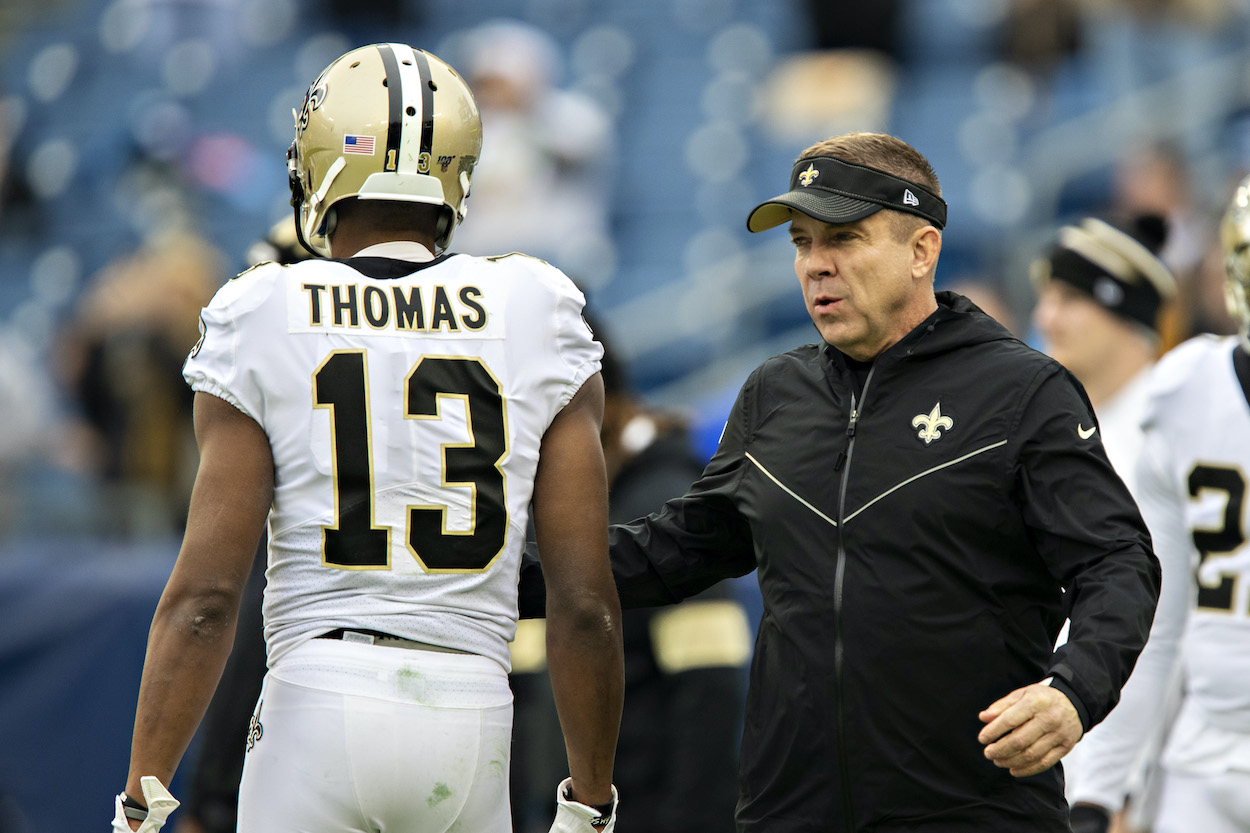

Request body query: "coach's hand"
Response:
[112, 776, 179, 833]
[548, 777, 618, 833]
[977, 682, 1083, 777]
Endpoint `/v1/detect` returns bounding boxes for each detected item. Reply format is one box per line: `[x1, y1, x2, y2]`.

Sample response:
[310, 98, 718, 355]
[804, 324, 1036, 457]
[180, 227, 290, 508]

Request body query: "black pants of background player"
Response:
[509, 587, 744, 833]
[511, 422, 746, 833]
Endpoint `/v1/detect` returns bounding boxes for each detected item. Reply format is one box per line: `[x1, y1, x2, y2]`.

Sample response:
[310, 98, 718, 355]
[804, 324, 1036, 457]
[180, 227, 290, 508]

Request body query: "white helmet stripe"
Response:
[377, 43, 431, 177]
[375, 44, 404, 173]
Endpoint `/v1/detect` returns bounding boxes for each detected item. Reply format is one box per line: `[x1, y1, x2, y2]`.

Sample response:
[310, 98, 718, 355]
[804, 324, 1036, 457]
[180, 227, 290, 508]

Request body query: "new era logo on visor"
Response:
[903, 189, 920, 206]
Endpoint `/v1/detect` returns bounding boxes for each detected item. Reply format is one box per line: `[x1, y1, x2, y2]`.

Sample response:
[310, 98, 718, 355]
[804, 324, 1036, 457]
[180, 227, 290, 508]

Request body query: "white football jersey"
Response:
[183, 242, 602, 671]
[1067, 335, 1250, 808]
[1141, 336, 1250, 725]
[1143, 336, 1250, 771]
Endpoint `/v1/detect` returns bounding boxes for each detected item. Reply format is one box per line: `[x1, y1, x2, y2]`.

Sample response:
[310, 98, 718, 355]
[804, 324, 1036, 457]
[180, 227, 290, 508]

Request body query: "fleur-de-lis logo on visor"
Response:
[912, 403, 953, 445]
[798, 163, 819, 186]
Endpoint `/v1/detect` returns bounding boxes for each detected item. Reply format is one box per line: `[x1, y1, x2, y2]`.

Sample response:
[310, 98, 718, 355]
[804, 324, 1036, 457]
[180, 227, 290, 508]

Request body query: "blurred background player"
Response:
[1066, 175, 1250, 833]
[54, 230, 224, 537]
[448, 18, 616, 290]
[1029, 213, 1179, 831]
[509, 316, 750, 833]
[597, 323, 750, 833]
[1031, 212, 1178, 476]
[112, 43, 623, 833]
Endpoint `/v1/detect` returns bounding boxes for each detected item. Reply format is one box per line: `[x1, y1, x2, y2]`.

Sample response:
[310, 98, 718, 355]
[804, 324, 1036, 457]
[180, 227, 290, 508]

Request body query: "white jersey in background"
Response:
[183, 242, 602, 671]
[1067, 334, 1250, 827]
[1090, 365, 1153, 481]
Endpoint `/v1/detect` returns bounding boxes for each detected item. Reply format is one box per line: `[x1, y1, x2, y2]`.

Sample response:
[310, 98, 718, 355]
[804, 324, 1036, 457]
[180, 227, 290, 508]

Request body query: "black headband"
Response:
[747, 156, 947, 232]
[1045, 248, 1164, 331]
[1033, 216, 1178, 333]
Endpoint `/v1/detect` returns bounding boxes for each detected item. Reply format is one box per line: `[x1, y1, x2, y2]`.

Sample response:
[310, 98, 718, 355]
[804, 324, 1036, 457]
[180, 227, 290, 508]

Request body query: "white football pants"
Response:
[1155, 769, 1250, 833]
[236, 637, 514, 832]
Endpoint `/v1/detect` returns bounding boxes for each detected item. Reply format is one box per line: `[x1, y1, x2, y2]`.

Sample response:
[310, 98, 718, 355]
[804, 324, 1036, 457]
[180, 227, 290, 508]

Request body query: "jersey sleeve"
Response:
[1013, 364, 1161, 730]
[497, 254, 602, 421]
[182, 267, 280, 423]
[549, 267, 601, 410]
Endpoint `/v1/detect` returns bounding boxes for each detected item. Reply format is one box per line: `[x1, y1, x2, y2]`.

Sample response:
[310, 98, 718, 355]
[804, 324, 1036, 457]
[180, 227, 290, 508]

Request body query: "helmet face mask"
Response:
[287, 43, 482, 256]
[1221, 175, 1250, 350]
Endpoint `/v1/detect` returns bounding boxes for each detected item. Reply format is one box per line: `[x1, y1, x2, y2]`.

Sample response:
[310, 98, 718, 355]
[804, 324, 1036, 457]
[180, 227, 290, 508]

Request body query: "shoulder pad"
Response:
[209, 260, 285, 311]
[1142, 334, 1231, 427]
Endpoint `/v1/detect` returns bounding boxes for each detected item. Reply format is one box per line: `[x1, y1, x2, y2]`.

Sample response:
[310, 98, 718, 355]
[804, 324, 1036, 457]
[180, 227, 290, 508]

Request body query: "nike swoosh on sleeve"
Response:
[1077, 423, 1097, 439]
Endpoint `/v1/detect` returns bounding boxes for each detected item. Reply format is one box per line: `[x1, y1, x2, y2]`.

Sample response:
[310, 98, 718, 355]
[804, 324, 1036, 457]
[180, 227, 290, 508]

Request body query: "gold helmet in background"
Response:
[287, 43, 482, 256]
[1221, 175, 1250, 350]
[245, 216, 313, 266]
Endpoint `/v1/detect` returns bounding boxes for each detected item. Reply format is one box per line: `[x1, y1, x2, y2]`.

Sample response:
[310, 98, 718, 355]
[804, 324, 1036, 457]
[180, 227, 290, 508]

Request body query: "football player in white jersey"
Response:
[1067, 176, 1250, 833]
[112, 43, 623, 833]
[1029, 215, 1180, 830]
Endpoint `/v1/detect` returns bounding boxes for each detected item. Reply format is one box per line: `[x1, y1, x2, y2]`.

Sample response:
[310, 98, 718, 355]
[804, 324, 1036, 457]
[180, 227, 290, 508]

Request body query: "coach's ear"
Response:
[911, 224, 942, 281]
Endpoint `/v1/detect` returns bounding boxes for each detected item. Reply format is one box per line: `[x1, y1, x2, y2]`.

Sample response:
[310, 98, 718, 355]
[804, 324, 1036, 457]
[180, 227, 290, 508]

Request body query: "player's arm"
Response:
[120, 392, 274, 823]
[531, 372, 623, 811]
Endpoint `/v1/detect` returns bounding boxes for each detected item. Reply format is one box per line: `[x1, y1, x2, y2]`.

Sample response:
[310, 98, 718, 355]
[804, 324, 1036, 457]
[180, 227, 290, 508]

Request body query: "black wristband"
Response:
[588, 797, 615, 828]
[1069, 803, 1111, 833]
[562, 783, 614, 827]
[120, 792, 149, 822]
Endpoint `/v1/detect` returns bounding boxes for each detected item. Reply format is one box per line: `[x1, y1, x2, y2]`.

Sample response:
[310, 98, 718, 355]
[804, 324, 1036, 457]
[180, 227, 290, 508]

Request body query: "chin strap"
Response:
[286, 141, 317, 258]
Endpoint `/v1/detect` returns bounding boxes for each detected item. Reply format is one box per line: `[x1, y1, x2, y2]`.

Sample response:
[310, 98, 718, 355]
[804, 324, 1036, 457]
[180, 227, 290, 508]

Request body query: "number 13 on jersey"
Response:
[313, 350, 509, 572]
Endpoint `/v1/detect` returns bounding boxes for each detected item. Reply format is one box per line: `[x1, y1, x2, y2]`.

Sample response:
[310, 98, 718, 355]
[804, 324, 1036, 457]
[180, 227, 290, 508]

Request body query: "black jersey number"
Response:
[1189, 464, 1247, 613]
[314, 351, 508, 572]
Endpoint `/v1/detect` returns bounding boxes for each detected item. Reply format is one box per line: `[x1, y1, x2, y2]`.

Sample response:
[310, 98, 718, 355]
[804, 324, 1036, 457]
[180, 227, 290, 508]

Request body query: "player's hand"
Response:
[548, 777, 618, 833]
[112, 777, 179, 833]
[977, 682, 1082, 777]
[1069, 802, 1112, 833]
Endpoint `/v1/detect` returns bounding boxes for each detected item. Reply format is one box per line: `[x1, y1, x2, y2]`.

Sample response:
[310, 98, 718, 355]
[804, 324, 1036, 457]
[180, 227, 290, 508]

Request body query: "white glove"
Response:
[111, 776, 179, 833]
[548, 777, 618, 833]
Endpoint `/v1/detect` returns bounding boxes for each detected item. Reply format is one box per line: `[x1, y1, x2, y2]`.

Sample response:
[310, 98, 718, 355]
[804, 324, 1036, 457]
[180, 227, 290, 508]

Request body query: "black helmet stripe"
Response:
[377, 43, 403, 172]
[412, 48, 435, 166]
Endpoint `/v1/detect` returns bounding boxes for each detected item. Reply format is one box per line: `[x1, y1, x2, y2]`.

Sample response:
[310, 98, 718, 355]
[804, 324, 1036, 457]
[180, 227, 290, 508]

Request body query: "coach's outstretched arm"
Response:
[532, 373, 624, 827]
[118, 393, 274, 830]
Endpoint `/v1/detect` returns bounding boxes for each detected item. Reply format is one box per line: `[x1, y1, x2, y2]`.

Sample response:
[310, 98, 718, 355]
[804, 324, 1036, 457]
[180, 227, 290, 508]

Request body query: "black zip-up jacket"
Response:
[581, 293, 1160, 832]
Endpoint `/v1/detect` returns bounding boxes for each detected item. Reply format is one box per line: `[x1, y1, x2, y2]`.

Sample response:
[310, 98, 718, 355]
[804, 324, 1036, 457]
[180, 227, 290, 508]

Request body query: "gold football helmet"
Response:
[287, 43, 482, 256]
[1221, 174, 1250, 349]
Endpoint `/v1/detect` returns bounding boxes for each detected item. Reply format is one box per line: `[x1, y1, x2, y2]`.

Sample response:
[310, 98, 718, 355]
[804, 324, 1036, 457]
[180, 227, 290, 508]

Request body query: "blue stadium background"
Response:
[2, 0, 1250, 829]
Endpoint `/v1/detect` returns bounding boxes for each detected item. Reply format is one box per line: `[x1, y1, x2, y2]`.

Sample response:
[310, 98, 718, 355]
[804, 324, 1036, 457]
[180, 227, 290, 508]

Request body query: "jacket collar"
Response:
[822, 290, 1017, 371]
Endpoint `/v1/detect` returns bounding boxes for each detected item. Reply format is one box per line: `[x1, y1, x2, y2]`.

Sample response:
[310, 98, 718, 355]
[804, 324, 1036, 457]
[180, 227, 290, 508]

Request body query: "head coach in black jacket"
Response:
[521, 131, 1159, 832]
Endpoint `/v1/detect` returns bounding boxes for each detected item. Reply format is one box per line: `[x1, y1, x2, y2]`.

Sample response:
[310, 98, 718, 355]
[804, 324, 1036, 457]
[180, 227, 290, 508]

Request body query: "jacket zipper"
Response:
[834, 367, 872, 831]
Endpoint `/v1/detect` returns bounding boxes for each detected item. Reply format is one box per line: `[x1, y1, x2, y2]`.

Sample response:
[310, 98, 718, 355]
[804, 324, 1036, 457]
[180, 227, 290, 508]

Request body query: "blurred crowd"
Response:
[0, 0, 1244, 541]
